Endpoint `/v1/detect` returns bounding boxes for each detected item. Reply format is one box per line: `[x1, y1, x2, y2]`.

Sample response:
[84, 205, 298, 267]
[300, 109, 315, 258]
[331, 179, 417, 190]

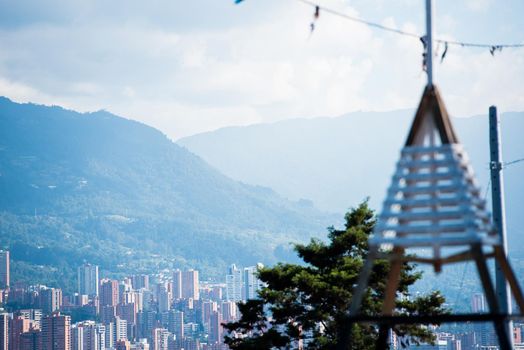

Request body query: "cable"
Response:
[505, 158, 524, 167]
[293, 0, 524, 49]
[296, 0, 420, 39]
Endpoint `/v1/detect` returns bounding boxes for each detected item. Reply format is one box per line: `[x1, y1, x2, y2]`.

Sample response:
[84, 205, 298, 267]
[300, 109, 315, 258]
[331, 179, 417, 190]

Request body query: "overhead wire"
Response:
[293, 0, 524, 50]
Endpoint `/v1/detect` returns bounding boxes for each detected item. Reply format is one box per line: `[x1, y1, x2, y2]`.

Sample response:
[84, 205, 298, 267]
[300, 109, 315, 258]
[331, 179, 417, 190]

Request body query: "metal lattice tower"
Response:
[348, 85, 524, 350]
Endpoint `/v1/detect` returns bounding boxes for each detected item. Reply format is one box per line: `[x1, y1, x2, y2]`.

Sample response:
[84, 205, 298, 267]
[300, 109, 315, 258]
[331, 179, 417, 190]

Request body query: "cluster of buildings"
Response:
[0, 250, 264, 350]
[392, 293, 524, 349]
[2, 249, 524, 350]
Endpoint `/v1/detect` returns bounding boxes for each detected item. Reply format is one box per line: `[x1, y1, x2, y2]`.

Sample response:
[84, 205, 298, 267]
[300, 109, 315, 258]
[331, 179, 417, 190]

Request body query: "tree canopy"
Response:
[224, 202, 448, 349]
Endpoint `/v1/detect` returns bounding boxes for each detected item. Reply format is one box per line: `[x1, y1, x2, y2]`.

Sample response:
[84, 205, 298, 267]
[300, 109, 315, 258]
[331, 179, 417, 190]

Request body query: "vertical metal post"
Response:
[489, 106, 514, 347]
[425, 0, 434, 86]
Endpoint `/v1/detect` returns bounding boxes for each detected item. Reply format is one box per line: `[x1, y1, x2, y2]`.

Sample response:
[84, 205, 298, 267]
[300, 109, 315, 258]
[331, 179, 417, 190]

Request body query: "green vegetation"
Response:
[224, 203, 448, 349]
[0, 97, 335, 291]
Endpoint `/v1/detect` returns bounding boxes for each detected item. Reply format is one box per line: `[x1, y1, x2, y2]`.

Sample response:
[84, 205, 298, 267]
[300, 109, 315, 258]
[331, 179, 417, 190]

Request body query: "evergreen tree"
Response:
[224, 202, 448, 349]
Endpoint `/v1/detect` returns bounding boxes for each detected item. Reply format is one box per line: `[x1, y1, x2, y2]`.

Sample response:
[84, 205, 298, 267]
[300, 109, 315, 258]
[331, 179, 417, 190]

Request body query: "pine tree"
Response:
[224, 202, 448, 349]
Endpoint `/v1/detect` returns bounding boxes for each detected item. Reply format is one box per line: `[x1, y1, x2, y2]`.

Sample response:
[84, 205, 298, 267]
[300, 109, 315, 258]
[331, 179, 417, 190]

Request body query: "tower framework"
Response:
[348, 85, 524, 350]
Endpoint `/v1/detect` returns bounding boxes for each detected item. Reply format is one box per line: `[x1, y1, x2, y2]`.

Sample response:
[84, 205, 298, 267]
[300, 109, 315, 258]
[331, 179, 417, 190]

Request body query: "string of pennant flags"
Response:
[235, 0, 524, 64]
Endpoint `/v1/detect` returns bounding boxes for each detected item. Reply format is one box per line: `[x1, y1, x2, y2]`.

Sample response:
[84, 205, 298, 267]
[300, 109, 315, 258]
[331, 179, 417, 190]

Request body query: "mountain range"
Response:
[178, 108, 524, 249]
[0, 96, 334, 290]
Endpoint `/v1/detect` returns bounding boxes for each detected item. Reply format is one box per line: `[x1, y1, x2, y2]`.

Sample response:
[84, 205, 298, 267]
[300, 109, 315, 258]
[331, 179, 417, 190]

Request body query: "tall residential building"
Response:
[77, 264, 99, 298]
[100, 281, 119, 307]
[114, 340, 130, 350]
[71, 325, 83, 350]
[220, 301, 237, 323]
[0, 251, 9, 289]
[39, 289, 62, 315]
[181, 271, 199, 301]
[471, 293, 486, 313]
[113, 318, 127, 343]
[208, 312, 222, 344]
[201, 302, 217, 331]
[72, 321, 99, 350]
[20, 329, 41, 350]
[94, 325, 105, 350]
[152, 329, 169, 350]
[9, 316, 31, 350]
[18, 310, 43, 330]
[41, 313, 71, 350]
[171, 272, 181, 301]
[130, 276, 149, 291]
[166, 311, 183, 341]
[136, 312, 157, 341]
[0, 313, 8, 350]
[156, 285, 171, 313]
[244, 264, 264, 300]
[225, 265, 242, 302]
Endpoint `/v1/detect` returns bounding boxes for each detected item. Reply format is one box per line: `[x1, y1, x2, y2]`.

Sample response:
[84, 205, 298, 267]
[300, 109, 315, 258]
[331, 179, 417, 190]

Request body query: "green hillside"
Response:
[0, 97, 334, 292]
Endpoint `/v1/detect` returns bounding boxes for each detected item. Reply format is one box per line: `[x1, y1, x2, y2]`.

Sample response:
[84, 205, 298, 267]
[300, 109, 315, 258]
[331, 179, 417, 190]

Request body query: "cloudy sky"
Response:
[0, 0, 523, 139]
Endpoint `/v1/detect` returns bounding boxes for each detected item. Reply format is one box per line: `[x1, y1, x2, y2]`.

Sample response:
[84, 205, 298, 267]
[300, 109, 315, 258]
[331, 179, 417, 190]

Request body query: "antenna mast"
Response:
[425, 0, 434, 86]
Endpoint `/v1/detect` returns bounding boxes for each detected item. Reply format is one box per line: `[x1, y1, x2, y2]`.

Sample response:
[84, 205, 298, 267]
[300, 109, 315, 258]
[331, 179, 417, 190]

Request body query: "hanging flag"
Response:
[310, 6, 320, 33]
[490, 45, 503, 56]
[440, 42, 448, 63]
[420, 36, 428, 71]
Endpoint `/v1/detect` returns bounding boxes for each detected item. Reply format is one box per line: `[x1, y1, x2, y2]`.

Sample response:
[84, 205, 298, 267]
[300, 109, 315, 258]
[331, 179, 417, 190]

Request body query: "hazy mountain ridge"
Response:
[178, 109, 524, 248]
[0, 97, 335, 289]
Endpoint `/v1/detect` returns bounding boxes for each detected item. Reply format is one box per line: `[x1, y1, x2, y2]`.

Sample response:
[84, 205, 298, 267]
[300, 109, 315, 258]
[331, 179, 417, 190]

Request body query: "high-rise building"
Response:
[102, 323, 113, 350]
[99, 306, 116, 326]
[181, 271, 199, 301]
[130, 276, 149, 292]
[471, 293, 486, 313]
[0, 251, 9, 289]
[78, 264, 99, 298]
[71, 325, 83, 350]
[151, 329, 169, 350]
[41, 313, 71, 350]
[114, 318, 127, 343]
[115, 340, 130, 350]
[39, 289, 62, 315]
[136, 312, 156, 342]
[18, 310, 43, 330]
[220, 301, 237, 323]
[171, 272, 181, 301]
[0, 313, 8, 350]
[72, 321, 100, 350]
[10, 316, 31, 350]
[100, 281, 119, 307]
[166, 311, 183, 341]
[156, 285, 171, 314]
[94, 325, 105, 350]
[225, 265, 242, 302]
[201, 302, 217, 331]
[243, 264, 263, 300]
[208, 312, 222, 344]
[20, 329, 41, 350]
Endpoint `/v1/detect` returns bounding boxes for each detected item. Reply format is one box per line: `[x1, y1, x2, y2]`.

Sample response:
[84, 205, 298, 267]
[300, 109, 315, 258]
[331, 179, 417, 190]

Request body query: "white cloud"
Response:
[0, 0, 522, 139]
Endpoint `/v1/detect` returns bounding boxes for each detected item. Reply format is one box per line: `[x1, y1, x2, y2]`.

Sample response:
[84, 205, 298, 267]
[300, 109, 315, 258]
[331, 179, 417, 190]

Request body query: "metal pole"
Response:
[489, 106, 514, 347]
[425, 0, 434, 86]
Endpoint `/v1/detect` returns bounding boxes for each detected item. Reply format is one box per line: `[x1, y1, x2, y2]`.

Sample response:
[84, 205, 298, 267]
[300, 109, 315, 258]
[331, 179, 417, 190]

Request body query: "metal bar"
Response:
[387, 183, 479, 195]
[494, 246, 524, 312]
[489, 105, 514, 346]
[425, 0, 434, 86]
[382, 249, 404, 315]
[349, 247, 378, 316]
[376, 224, 481, 235]
[471, 243, 512, 350]
[347, 313, 524, 325]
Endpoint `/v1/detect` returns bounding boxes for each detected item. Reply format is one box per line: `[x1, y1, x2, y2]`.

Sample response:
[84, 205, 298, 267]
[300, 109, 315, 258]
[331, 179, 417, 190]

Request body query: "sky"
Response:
[0, 0, 523, 139]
